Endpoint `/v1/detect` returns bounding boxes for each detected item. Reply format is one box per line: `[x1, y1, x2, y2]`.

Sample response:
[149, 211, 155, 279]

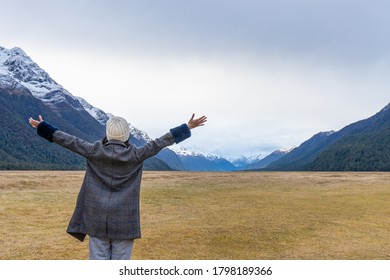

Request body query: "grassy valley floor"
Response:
[1, 171, 390, 259]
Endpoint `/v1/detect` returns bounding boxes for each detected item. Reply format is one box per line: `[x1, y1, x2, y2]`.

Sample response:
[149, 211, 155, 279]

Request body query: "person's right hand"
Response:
[29, 115, 43, 129]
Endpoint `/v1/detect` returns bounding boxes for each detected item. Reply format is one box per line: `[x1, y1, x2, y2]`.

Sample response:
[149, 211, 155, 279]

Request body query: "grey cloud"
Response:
[3, 0, 390, 64]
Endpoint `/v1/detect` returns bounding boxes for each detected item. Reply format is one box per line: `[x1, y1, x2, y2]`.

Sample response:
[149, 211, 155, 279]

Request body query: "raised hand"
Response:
[187, 113, 207, 130]
[28, 115, 43, 129]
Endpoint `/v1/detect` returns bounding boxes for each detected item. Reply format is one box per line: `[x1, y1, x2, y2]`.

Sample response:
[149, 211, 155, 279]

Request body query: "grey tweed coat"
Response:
[37, 121, 191, 241]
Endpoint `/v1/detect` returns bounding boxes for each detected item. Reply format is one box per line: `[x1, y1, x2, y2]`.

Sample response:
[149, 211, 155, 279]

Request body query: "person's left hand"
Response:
[29, 115, 43, 129]
[188, 113, 207, 129]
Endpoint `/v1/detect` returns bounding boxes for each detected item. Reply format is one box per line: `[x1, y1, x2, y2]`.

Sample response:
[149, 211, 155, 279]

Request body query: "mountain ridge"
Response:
[0, 46, 171, 170]
[0, 46, 234, 171]
[266, 103, 390, 171]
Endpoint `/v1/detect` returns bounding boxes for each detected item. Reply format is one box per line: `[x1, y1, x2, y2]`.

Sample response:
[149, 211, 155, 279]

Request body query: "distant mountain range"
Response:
[171, 146, 237, 171]
[244, 149, 291, 170]
[230, 154, 264, 169]
[2, 46, 390, 171]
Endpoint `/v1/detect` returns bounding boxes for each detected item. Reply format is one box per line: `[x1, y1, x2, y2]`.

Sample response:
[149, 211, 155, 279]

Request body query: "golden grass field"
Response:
[1, 171, 390, 260]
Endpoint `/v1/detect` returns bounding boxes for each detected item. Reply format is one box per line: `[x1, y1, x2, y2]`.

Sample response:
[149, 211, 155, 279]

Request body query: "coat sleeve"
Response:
[37, 121, 96, 158]
[134, 123, 191, 162]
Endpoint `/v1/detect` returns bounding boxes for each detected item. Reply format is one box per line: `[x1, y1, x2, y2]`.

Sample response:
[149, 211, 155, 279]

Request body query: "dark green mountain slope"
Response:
[267, 131, 335, 171]
[267, 103, 390, 171]
[0, 86, 93, 169]
[0, 85, 171, 170]
[310, 107, 390, 171]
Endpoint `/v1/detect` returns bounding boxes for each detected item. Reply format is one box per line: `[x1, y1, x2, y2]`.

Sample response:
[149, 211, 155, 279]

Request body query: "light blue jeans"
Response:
[89, 236, 134, 260]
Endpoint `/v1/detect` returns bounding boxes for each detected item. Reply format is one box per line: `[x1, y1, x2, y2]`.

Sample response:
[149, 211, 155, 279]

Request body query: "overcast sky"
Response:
[1, 0, 390, 158]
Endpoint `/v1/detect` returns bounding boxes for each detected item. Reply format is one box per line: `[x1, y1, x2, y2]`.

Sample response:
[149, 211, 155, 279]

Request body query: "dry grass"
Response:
[1, 171, 390, 260]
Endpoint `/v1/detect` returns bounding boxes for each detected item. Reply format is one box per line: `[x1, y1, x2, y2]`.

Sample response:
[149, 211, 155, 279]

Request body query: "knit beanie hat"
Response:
[106, 116, 130, 142]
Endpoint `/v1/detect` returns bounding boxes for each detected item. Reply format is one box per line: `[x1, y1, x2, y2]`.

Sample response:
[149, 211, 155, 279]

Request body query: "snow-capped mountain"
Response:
[0, 47, 85, 110]
[0, 47, 103, 169]
[0, 46, 233, 171]
[171, 146, 237, 171]
[170, 146, 214, 158]
[0, 46, 155, 144]
[230, 154, 264, 168]
[0, 46, 172, 170]
[129, 123, 152, 142]
[243, 149, 291, 170]
[75, 96, 109, 125]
